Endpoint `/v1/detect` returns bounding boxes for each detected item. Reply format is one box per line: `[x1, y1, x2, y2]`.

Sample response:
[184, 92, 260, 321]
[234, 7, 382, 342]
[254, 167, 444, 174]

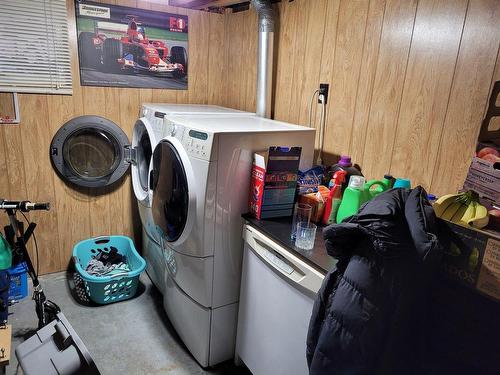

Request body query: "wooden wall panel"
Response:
[285, 0, 328, 126]
[207, 13, 226, 106]
[431, 0, 500, 193]
[348, 0, 386, 163]
[323, 0, 370, 157]
[0, 131, 11, 200]
[360, 0, 418, 179]
[243, 9, 258, 112]
[273, 1, 301, 122]
[187, 10, 210, 104]
[19, 95, 62, 272]
[390, 0, 468, 188]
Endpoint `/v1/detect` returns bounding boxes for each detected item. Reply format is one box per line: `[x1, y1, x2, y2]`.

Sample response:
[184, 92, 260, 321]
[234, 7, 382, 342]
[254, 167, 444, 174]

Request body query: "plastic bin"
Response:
[8, 261, 28, 301]
[16, 312, 100, 375]
[72, 236, 146, 305]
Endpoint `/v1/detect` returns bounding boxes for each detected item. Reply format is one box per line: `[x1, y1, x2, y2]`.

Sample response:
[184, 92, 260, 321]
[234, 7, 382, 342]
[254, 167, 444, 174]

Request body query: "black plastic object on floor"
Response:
[15, 312, 100, 375]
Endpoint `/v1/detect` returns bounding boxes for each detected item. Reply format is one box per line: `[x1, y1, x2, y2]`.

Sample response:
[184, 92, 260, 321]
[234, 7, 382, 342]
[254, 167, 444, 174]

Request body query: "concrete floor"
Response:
[7, 272, 250, 375]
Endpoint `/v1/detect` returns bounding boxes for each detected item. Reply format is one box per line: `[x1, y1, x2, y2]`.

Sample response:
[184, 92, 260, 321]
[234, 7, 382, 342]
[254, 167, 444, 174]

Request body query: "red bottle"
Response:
[322, 170, 347, 225]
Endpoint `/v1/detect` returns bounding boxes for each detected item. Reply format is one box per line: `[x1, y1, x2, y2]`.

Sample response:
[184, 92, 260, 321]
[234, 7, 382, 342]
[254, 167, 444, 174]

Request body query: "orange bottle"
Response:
[322, 170, 347, 225]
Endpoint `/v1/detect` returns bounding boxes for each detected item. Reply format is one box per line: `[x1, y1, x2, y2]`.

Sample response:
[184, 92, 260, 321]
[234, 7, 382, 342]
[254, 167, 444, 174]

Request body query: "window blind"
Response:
[0, 0, 72, 94]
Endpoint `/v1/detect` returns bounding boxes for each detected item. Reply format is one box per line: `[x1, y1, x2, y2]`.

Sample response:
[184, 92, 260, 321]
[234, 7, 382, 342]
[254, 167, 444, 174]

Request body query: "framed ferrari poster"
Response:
[75, 1, 188, 89]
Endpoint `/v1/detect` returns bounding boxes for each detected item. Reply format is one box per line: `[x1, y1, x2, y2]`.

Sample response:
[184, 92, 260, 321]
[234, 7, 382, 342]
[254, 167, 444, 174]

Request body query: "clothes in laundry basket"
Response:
[85, 247, 130, 277]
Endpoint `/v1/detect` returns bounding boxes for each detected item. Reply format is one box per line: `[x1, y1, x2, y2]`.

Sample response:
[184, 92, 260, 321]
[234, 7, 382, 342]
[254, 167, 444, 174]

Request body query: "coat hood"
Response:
[323, 186, 439, 264]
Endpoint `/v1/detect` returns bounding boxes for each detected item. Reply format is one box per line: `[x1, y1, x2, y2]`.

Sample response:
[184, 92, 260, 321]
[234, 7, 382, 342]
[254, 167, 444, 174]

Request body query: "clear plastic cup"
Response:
[291, 203, 312, 240]
[294, 222, 317, 250]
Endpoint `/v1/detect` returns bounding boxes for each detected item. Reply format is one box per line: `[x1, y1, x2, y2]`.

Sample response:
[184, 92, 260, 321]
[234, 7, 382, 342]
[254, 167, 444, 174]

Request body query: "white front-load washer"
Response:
[150, 114, 315, 367]
[134, 104, 254, 242]
[132, 104, 253, 292]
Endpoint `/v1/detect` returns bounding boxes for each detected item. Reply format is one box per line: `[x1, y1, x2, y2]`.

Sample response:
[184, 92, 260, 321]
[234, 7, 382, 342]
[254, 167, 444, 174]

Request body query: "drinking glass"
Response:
[295, 222, 317, 250]
[291, 203, 312, 240]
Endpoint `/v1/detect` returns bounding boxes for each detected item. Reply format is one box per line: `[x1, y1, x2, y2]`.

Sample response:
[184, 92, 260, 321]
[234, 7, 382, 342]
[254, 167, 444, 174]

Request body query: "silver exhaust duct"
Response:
[251, 0, 274, 118]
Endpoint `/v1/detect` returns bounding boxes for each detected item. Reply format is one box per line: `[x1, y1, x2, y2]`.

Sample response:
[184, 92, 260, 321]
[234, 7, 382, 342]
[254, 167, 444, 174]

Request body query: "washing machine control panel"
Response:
[182, 128, 213, 160]
[163, 120, 213, 160]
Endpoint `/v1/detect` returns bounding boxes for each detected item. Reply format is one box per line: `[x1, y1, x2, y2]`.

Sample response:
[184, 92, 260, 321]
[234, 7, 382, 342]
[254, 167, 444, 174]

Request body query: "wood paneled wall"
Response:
[220, 0, 500, 196]
[0, 0, 225, 274]
[1, 0, 499, 274]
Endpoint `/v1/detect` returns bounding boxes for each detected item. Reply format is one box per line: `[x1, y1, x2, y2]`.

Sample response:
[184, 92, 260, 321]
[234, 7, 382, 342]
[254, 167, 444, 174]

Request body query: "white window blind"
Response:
[0, 0, 72, 94]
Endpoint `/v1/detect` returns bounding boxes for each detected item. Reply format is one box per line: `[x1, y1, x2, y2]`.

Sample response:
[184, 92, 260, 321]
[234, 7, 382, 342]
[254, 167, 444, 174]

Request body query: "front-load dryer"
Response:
[150, 114, 315, 367]
[136, 105, 253, 292]
[136, 104, 254, 244]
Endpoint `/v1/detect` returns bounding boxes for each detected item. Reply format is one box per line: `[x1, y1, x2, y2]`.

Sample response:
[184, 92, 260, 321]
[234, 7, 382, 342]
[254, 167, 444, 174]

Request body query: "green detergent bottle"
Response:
[0, 233, 12, 270]
[336, 175, 368, 223]
[365, 174, 393, 199]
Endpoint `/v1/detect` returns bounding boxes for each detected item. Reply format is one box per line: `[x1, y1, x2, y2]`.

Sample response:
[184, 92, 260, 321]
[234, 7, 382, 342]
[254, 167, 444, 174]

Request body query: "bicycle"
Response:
[0, 200, 60, 328]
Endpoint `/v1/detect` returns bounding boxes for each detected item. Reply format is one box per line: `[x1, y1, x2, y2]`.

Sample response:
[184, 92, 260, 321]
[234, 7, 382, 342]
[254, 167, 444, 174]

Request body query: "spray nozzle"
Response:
[333, 170, 348, 184]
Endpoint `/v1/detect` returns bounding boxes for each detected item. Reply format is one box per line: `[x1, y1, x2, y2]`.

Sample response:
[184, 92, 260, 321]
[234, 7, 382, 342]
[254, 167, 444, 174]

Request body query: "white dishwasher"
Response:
[235, 224, 325, 375]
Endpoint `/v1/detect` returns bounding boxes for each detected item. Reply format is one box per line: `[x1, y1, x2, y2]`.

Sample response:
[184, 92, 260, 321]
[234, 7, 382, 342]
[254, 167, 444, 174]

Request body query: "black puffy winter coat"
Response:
[306, 187, 441, 374]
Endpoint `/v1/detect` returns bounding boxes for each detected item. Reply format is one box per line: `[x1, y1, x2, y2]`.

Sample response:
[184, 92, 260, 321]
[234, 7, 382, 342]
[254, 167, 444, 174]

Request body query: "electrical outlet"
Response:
[318, 83, 329, 104]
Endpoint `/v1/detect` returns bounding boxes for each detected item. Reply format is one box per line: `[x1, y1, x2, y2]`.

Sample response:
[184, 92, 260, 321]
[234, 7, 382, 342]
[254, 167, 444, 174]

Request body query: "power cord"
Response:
[316, 93, 326, 165]
[307, 88, 328, 165]
[20, 211, 39, 277]
[307, 89, 320, 128]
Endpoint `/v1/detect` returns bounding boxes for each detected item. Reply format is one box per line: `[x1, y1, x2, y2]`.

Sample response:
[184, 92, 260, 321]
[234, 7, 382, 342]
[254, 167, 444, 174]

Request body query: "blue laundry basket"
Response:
[72, 236, 146, 305]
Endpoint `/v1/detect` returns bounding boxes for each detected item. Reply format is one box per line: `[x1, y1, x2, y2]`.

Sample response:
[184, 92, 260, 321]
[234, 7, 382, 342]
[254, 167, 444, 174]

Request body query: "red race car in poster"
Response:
[78, 16, 188, 78]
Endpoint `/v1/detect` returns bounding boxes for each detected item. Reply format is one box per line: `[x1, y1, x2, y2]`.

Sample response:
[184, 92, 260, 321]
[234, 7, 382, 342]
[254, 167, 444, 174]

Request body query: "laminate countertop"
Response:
[242, 214, 337, 275]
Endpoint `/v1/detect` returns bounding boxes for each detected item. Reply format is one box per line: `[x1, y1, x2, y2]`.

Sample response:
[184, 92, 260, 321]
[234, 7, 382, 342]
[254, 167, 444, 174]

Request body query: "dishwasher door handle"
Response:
[244, 225, 324, 294]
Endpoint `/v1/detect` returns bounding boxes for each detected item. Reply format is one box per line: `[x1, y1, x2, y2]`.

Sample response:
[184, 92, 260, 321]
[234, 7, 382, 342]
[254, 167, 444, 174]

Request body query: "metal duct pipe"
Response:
[251, 0, 274, 118]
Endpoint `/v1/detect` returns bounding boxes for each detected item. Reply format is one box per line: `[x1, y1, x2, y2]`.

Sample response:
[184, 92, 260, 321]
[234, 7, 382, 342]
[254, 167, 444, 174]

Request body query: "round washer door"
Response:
[50, 116, 131, 188]
[131, 117, 158, 207]
[151, 137, 196, 245]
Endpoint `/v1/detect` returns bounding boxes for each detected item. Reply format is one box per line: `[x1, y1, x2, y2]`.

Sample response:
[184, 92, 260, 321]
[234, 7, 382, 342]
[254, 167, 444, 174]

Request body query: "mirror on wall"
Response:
[0, 92, 19, 124]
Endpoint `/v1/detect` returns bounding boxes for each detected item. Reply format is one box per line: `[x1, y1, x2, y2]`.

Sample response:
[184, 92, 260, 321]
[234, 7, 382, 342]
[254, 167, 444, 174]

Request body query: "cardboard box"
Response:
[439, 219, 500, 302]
[462, 142, 500, 210]
[298, 186, 330, 223]
[249, 146, 302, 219]
[466, 79, 500, 209]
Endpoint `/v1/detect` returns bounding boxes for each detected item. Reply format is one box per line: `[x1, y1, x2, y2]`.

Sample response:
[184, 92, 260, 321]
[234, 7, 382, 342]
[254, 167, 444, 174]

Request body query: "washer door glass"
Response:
[50, 115, 130, 188]
[63, 128, 120, 178]
[151, 140, 189, 242]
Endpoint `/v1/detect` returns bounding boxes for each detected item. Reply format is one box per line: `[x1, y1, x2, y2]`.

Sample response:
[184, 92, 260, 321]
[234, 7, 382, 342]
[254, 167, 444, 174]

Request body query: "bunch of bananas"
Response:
[433, 191, 489, 229]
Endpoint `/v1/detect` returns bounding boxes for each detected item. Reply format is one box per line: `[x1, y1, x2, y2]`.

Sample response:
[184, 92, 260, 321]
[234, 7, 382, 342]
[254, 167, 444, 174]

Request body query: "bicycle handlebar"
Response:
[0, 200, 50, 212]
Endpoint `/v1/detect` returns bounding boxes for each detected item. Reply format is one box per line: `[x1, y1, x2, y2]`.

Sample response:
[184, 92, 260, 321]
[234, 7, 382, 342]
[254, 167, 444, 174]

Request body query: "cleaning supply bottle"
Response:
[365, 174, 393, 199]
[393, 178, 411, 189]
[325, 156, 363, 192]
[336, 175, 368, 223]
[0, 234, 12, 271]
[322, 170, 347, 225]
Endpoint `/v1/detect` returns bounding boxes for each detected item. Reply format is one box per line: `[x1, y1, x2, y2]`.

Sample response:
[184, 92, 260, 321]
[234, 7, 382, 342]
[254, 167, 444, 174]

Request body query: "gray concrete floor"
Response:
[7, 272, 250, 375]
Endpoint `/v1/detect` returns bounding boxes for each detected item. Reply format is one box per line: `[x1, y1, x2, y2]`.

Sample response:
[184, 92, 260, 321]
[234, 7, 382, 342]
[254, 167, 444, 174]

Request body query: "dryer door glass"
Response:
[50, 115, 131, 188]
[151, 140, 188, 242]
